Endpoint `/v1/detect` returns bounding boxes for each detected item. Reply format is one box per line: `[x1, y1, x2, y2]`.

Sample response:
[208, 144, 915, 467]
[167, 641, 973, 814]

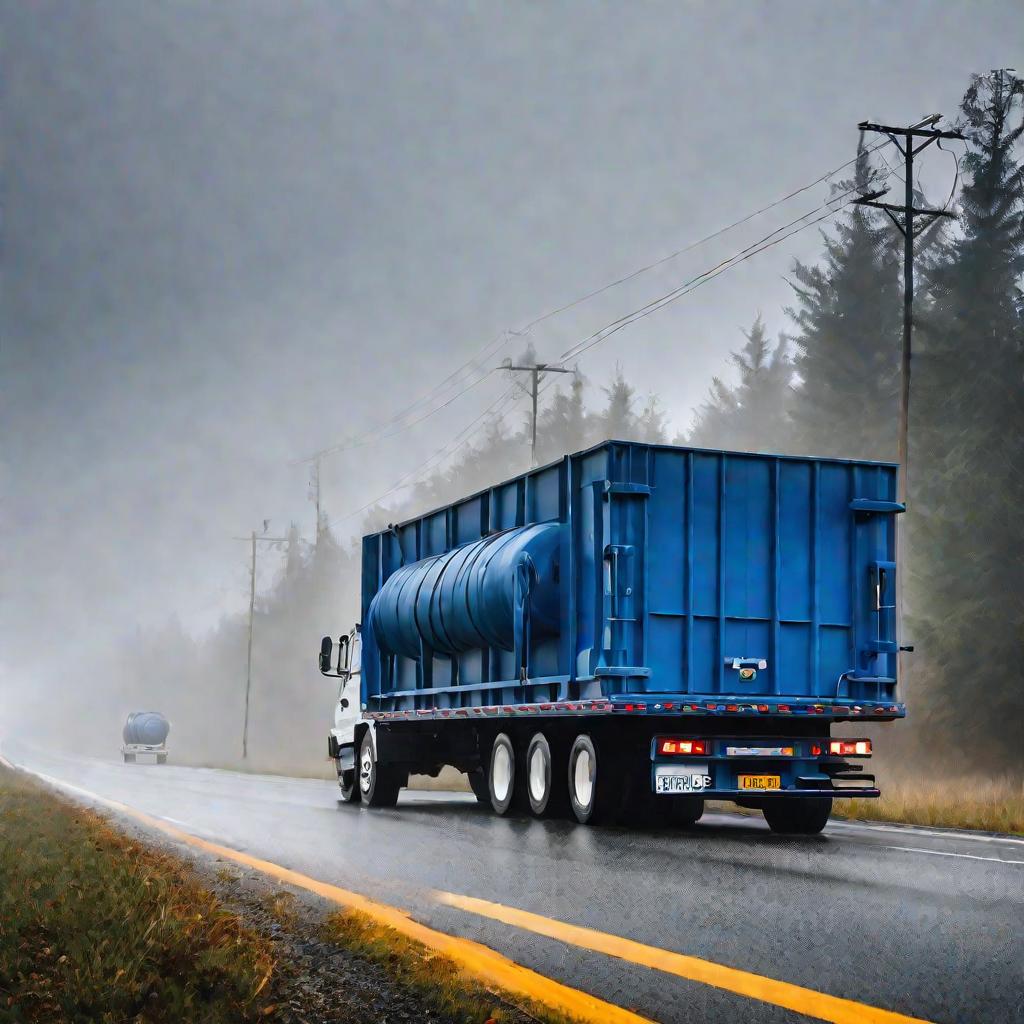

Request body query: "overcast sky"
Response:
[2, 1, 1019, 685]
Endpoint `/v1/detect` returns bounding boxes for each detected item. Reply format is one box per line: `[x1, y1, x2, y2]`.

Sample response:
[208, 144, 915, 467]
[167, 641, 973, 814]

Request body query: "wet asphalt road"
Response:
[4, 738, 1022, 1024]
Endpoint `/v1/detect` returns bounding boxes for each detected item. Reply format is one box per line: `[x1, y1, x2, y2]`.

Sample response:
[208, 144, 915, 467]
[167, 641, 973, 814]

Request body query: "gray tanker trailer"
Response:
[122, 711, 170, 764]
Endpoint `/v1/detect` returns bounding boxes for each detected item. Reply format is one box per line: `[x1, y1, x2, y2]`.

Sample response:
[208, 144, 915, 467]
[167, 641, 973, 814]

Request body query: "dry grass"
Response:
[321, 909, 574, 1024]
[832, 776, 1024, 835]
[0, 765, 280, 1023]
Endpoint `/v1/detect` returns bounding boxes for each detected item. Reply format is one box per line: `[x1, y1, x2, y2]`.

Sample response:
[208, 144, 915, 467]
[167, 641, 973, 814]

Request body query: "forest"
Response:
[89, 72, 1022, 780]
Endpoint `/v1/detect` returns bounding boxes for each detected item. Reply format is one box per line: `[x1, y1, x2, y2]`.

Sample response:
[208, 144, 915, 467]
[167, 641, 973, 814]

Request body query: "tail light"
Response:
[828, 739, 872, 756]
[658, 738, 708, 756]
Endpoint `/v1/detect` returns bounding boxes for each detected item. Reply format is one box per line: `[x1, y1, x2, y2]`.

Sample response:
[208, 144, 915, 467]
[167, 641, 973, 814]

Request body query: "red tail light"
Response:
[828, 739, 872, 756]
[658, 738, 708, 756]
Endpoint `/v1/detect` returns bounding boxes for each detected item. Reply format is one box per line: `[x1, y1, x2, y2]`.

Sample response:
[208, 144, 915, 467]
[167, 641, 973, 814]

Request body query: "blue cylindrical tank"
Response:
[123, 711, 170, 746]
[369, 523, 561, 658]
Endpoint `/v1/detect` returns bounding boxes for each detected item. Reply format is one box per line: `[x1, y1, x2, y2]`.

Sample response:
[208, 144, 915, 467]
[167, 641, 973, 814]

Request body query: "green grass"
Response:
[321, 909, 574, 1024]
[0, 766, 279, 1023]
[832, 776, 1024, 835]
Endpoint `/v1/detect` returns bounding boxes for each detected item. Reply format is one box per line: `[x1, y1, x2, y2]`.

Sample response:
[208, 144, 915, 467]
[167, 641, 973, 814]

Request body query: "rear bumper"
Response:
[650, 734, 878, 799]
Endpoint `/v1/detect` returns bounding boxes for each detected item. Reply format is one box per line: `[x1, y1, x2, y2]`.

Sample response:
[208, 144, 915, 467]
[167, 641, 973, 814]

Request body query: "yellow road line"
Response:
[10, 759, 938, 1024]
[14, 766, 651, 1024]
[437, 892, 936, 1024]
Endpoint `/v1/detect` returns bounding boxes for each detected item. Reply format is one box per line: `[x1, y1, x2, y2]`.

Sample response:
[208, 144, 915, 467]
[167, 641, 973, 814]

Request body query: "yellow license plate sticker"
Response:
[738, 774, 781, 790]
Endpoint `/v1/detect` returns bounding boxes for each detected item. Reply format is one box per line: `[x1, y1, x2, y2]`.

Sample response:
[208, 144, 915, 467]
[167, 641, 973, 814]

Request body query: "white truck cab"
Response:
[320, 626, 369, 802]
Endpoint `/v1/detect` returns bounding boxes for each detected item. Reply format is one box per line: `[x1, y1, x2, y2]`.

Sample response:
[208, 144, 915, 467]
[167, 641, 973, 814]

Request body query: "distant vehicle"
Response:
[319, 440, 905, 835]
[122, 711, 170, 764]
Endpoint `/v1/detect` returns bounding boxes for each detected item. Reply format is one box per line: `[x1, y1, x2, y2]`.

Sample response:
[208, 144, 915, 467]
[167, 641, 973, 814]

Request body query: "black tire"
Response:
[468, 768, 490, 804]
[156, 754, 167, 766]
[338, 752, 360, 804]
[666, 796, 705, 827]
[615, 764, 659, 826]
[488, 733, 517, 815]
[525, 732, 568, 818]
[763, 796, 832, 835]
[568, 734, 614, 825]
[358, 733, 401, 808]
[123, 753, 135, 763]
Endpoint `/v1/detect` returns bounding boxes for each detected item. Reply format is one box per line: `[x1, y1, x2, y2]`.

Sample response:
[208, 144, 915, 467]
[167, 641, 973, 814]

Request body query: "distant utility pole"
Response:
[234, 523, 289, 759]
[502, 359, 577, 465]
[309, 456, 322, 545]
[853, 114, 964, 503]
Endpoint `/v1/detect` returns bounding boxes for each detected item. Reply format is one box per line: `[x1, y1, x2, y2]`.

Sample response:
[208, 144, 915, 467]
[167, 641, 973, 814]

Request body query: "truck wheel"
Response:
[666, 796, 704, 827]
[338, 756, 360, 804]
[568, 734, 611, 825]
[526, 732, 567, 818]
[123, 753, 135, 763]
[488, 733, 517, 815]
[156, 754, 167, 765]
[359, 733, 400, 808]
[468, 768, 490, 804]
[763, 796, 832, 835]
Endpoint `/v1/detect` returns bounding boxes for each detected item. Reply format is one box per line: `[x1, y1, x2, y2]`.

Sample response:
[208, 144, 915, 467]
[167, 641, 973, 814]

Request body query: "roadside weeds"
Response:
[830, 777, 1024, 836]
[0, 765, 279, 1023]
[0, 764, 574, 1024]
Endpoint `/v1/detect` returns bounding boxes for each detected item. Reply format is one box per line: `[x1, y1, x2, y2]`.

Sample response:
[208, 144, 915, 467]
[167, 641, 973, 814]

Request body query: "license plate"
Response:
[738, 774, 781, 790]
[655, 764, 712, 793]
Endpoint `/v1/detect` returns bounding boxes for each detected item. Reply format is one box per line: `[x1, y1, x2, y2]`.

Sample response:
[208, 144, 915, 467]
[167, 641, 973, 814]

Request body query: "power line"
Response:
[318, 140, 908, 524]
[517, 137, 893, 336]
[558, 179, 881, 366]
[324, 201, 862, 526]
[325, 384, 524, 528]
[297, 143, 897, 465]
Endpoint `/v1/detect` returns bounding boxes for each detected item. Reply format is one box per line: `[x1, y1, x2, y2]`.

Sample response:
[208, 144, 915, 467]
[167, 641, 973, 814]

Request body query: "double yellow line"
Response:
[12, 760, 936, 1024]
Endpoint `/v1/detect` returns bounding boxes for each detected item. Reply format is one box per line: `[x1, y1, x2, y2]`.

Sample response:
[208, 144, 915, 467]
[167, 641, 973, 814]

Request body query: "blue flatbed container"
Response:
[323, 440, 906, 830]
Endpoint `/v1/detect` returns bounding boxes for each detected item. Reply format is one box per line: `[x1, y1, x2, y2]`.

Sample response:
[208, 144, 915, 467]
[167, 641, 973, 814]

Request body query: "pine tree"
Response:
[535, 369, 589, 462]
[908, 71, 1024, 769]
[636, 395, 669, 443]
[785, 147, 903, 461]
[687, 314, 793, 452]
[596, 365, 638, 441]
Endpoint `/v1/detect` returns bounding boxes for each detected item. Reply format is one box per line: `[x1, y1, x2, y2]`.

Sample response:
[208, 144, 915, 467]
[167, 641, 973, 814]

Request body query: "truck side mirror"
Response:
[319, 636, 333, 674]
[336, 634, 350, 674]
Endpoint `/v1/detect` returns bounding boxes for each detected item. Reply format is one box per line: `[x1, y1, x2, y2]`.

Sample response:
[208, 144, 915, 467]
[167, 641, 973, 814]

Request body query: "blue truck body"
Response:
[336, 440, 905, 824]
[362, 440, 903, 717]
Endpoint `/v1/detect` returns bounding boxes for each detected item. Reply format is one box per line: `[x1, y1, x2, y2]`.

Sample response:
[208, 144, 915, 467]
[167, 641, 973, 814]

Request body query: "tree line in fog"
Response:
[102, 72, 1022, 777]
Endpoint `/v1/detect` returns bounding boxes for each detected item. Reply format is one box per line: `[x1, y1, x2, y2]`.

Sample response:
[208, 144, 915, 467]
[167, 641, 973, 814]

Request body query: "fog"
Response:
[2, 2, 1019, 773]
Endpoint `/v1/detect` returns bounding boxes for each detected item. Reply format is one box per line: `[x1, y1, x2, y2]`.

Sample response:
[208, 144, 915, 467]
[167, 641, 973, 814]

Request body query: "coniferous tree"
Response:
[536, 369, 589, 462]
[785, 147, 903, 461]
[597, 365, 638, 441]
[636, 395, 669, 443]
[908, 71, 1024, 769]
[687, 314, 793, 452]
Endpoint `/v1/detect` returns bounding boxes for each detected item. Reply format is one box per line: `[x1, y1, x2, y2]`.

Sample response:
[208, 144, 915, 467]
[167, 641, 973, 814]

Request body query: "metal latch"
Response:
[726, 657, 767, 682]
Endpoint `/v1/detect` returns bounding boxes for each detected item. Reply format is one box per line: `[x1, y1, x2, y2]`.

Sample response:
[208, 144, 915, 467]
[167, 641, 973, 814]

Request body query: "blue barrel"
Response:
[368, 523, 560, 658]
[123, 711, 170, 746]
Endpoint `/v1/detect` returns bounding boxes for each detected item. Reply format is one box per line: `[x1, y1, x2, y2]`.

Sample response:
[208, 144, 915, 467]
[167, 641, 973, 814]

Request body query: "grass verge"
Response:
[831, 777, 1024, 835]
[321, 908, 573, 1024]
[0, 765, 280, 1022]
[0, 765, 572, 1024]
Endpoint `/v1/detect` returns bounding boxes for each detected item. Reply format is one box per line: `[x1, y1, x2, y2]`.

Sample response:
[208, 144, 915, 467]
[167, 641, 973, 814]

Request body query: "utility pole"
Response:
[854, 114, 964, 681]
[234, 523, 289, 759]
[502, 360, 577, 465]
[853, 114, 963, 503]
[310, 456, 322, 545]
